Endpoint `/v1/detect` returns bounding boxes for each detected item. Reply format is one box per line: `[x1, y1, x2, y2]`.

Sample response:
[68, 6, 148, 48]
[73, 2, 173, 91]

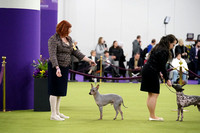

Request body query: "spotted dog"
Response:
[172, 84, 200, 121]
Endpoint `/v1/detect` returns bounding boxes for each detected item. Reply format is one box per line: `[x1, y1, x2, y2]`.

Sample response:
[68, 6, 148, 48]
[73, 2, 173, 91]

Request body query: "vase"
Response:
[34, 78, 50, 111]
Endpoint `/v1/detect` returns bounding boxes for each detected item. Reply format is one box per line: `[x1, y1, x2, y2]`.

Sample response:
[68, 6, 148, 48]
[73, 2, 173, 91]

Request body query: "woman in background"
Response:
[95, 37, 107, 59]
[140, 34, 177, 121]
[175, 39, 188, 60]
[48, 20, 95, 121]
[109, 41, 123, 75]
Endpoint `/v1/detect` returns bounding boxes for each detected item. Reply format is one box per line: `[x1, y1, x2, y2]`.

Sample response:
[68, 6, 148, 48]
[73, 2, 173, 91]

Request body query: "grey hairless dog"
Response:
[89, 84, 127, 120]
[172, 84, 200, 121]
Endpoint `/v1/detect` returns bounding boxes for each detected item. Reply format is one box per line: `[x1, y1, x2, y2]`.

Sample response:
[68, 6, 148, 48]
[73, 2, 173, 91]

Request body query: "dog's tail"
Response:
[122, 100, 128, 108]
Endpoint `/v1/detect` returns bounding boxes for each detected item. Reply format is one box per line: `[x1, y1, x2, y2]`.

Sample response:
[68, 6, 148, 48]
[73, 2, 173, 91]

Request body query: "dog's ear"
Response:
[181, 89, 185, 92]
[96, 84, 100, 90]
[91, 84, 93, 88]
[181, 84, 185, 88]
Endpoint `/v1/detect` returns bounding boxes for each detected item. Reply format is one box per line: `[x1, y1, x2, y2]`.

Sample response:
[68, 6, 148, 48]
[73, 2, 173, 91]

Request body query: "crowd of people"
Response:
[70, 35, 200, 84]
[48, 20, 199, 121]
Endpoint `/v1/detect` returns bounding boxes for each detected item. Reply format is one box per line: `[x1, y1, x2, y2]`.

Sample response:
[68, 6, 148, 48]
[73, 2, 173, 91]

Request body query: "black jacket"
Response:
[129, 57, 143, 69]
[146, 49, 169, 80]
[198, 50, 200, 70]
[175, 45, 188, 59]
[109, 46, 122, 61]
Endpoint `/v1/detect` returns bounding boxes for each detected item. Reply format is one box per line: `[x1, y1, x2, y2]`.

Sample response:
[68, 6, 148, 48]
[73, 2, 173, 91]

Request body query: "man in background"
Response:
[132, 35, 141, 57]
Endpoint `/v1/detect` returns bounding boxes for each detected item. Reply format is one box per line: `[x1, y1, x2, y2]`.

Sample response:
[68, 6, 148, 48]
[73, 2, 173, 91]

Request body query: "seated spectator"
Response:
[171, 53, 189, 84]
[83, 50, 99, 82]
[88, 50, 99, 75]
[103, 51, 120, 78]
[128, 53, 143, 81]
[175, 39, 188, 60]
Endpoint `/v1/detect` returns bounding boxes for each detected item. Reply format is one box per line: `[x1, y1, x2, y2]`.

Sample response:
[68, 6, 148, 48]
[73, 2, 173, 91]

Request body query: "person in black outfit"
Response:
[189, 42, 200, 74]
[175, 39, 188, 59]
[119, 46, 126, 77]
[140, 34, 177, 121]
[198, 50, 200, 84]
[109, 41, 123, 74]
[128, 53, 143, 82]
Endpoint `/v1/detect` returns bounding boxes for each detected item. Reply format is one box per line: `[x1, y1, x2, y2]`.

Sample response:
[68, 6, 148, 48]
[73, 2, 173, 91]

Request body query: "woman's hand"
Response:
[111, 56, 116, 59]
[56, 68, 62, 77]
[89, 60, 96, 66]
[160, 72, 164, 79]
[82, 56, 97, 66]
[167, 80, 172, 87]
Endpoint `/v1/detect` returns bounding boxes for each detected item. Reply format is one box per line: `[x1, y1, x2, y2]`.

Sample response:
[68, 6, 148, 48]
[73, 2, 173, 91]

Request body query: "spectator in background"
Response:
[198, 50, 200, 84]
[189, 41, 200, 74]
[142, 39, 156, 62]
[118, 43, 126, 77]
[70, 40, 79, 81]
[175, 39, 188, 60]
[132, 35, 141, 57]
[103, 51, 120, 78]
[128, 53, 143, 82]
[88, 50, 98, 75]
[95, 37, 107, 59]
[147, 39, 156, 53]
[171, 53, 188, 84]
[109, 41, 123, 74]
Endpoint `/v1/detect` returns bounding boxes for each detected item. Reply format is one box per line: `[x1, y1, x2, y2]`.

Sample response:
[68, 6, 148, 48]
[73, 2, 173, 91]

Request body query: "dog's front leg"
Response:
[180, 107, 184, 122]
[176, 107, 180, 121]
[98, 106, 103, 120]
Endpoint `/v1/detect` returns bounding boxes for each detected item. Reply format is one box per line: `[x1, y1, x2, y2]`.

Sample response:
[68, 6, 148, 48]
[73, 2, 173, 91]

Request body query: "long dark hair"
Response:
[111, 40, 120, 49]
[150, 34, 177, 59]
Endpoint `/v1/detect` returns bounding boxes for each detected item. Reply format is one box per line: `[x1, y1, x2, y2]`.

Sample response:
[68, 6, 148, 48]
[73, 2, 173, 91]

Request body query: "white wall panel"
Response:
[121, 0, 148, 59]
[58, 0, 200, 59]
[95, 0, 122, 48]
[174, 0, 200, 45]
[147, 0, 175, 44]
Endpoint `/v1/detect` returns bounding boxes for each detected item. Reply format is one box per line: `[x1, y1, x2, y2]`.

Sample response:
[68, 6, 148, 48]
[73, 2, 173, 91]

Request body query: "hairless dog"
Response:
[89, 84, 127, 120]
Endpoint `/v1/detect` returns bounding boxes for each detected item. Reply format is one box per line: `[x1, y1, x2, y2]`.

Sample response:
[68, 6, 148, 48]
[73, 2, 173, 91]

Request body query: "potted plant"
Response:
[32, 55, 50, 111]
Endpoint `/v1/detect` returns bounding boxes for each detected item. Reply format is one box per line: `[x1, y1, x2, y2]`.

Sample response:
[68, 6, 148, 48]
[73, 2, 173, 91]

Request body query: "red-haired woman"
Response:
[48, 20, 96, 121]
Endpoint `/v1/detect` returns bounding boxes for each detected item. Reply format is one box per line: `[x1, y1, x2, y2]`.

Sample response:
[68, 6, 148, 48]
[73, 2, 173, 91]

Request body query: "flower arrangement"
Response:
[32, 55, 48, 78]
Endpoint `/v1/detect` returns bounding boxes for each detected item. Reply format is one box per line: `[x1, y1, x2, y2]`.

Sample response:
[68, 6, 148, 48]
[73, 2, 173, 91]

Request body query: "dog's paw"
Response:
[176, 119, 179, 121]
[113, 118, 116, 120]
[98, 118, 102, 120]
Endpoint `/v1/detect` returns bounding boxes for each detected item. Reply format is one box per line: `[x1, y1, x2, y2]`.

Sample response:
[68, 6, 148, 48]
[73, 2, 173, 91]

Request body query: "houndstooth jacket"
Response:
[48, 33, 85, 68]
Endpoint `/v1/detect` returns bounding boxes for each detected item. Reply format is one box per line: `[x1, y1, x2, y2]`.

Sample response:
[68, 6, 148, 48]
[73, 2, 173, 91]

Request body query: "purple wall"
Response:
[0, 8, 40, 110]
[40, 0, 58, 58]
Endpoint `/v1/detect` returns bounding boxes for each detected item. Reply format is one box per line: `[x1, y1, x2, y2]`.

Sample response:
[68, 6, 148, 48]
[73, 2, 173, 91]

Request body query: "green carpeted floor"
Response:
[0, 82, 200, 133]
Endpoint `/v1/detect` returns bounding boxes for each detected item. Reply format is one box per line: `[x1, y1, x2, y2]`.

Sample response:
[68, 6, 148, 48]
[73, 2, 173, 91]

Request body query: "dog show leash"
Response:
[165, 83, 176, 93]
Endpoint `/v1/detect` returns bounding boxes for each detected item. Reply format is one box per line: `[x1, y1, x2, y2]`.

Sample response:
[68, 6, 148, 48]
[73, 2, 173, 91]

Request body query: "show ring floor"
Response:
[0, 82, 200, 133]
